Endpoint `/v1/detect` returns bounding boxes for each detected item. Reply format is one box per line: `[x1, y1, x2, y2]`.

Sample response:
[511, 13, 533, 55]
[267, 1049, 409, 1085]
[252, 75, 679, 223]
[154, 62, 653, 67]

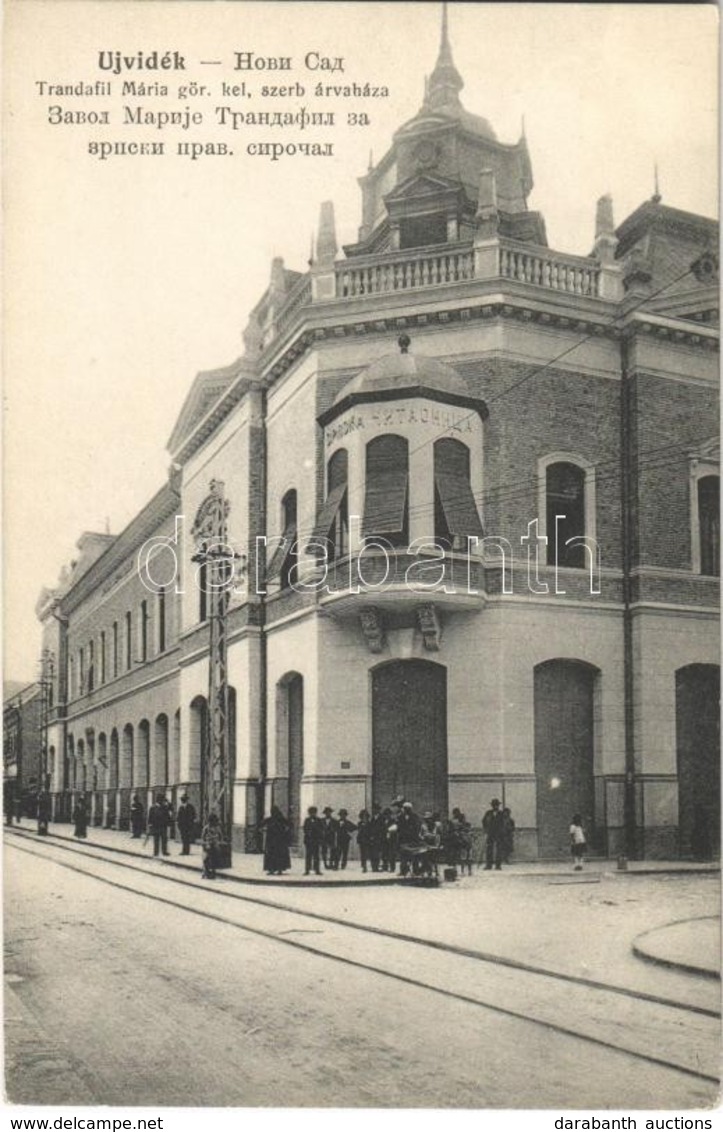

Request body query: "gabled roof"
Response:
[167, 359, 244, 454]
[383, 171, 467, 207]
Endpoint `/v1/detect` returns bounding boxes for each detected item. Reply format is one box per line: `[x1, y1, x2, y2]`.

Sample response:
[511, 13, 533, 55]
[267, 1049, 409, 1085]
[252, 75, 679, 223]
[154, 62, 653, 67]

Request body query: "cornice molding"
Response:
[59, 484, 181, 617]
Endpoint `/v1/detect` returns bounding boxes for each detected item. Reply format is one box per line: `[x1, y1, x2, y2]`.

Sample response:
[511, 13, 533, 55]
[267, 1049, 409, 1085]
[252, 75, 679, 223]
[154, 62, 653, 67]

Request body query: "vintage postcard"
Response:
[3, 0, 720, 1124]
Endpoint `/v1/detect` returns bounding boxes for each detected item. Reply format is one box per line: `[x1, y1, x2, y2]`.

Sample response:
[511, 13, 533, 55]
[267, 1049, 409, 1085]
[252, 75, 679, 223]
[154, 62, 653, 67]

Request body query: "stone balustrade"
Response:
[499, 240, 601, 297]
[267, 237, 605, 349]
[335, 245, 475, 298]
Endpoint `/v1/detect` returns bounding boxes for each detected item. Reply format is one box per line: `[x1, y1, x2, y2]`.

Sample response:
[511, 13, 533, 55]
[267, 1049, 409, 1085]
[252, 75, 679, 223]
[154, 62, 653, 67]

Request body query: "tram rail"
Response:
[5, 828, 720, 1088]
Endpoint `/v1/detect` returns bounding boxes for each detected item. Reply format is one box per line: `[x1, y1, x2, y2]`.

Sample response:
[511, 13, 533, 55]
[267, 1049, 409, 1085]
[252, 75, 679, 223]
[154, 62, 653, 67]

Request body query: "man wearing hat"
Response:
[335, 808, 357, 870]
[303, 806, 324, 875]
[482, 798, 505, 870]
[369, 803, 385, 872]
[321, 806, 340, 869]
[176, 792, 197, 856]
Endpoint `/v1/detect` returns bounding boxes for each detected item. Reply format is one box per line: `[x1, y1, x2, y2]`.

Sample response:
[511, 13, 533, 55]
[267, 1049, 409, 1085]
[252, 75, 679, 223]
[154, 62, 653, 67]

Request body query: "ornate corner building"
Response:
[35, 13, 719, 860]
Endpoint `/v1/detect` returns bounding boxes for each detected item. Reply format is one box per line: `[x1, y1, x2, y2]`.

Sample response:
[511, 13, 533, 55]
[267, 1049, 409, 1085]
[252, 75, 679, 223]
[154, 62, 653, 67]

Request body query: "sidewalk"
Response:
[633, 916, 719, 978]
[7, 821, 720, 988]
[8, 820, 719, 885]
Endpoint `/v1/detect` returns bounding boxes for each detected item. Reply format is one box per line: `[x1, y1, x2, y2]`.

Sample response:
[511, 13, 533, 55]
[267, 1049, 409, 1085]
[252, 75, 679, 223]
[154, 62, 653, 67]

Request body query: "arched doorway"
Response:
[534, 659, 597, 858]
[676, 664, 720, 859]
[188, 696, 208, 819]
[109, 730, 119, 789]
[152, 714, 169, 789]
[371, 660, 447, 815]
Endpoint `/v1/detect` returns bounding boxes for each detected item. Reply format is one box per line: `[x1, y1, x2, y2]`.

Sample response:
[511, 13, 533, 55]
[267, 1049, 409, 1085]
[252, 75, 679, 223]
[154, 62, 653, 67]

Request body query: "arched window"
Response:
[433, 438, 483, 549]
[698, 475, 720, 576]
[545, 462, 586, 569]
[363, 434, 409, 546]
[308, 449, 349, 560]
[267, 489, 299, 589]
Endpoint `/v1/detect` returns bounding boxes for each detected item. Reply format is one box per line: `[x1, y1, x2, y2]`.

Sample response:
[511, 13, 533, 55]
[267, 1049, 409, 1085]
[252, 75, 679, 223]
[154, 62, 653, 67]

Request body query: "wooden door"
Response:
[372, 660, 448, 815]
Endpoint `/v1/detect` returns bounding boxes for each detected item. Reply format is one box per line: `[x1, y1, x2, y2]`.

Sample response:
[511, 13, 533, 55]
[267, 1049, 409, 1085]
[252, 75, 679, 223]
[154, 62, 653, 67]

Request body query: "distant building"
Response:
[38, 11, 719, 858]
[3, 682, 43, 816]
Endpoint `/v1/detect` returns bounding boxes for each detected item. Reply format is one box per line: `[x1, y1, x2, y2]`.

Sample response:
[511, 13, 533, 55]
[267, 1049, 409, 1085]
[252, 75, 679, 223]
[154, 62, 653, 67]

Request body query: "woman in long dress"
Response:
[73, 797, 88, 839]
[262, 805, 292, 875]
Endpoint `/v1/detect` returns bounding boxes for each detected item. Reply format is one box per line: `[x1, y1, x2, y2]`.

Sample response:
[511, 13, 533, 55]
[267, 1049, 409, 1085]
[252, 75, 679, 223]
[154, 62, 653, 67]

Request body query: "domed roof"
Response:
[333, 350, 474, 407]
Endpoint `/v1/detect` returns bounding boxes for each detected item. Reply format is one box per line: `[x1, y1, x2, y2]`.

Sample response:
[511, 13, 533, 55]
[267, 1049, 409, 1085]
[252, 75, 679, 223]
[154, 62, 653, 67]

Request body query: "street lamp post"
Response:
[191, 480, 244, 868]
[37, 648, 54, 834]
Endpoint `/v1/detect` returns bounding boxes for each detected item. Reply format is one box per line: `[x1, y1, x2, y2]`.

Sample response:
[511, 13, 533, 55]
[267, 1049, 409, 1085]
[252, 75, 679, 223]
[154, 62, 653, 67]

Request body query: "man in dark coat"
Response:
[176, 793, 196, 855]
[130, 793, 145, 838]
[147, 794, 172, 857]
[357, 809, 373, 873]
[335, 809, 357, 870]
[369, 803, 385, 872]
[36, 792, 51, 836]
[303, 806, 324, 875]
[482, 798, 505, 870]
[321, 806, 339, 869]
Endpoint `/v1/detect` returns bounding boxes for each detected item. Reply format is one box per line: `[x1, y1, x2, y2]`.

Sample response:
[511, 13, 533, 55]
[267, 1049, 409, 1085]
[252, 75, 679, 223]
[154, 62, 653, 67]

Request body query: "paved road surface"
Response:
[4, 840, 718, 1109]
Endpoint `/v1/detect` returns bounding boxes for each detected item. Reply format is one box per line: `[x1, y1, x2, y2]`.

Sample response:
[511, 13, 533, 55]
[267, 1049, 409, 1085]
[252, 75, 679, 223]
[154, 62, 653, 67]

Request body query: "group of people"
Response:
[259, 798, 512, 878]
[56, 791, 589, 878]
[127, 792, 198, 856]
[71, 791, 221, 873]
[130, 792, 225, 878]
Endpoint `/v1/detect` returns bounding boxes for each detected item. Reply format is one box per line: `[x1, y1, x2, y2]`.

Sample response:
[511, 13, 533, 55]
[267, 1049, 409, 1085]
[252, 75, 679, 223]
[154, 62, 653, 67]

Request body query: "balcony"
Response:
[313, 548, 486, 619]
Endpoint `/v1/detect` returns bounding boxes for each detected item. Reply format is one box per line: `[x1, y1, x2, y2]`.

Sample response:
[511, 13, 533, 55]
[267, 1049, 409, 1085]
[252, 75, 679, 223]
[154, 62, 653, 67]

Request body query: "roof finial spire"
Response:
[426, 1, 463, 110]
[652, 161, 661, 204]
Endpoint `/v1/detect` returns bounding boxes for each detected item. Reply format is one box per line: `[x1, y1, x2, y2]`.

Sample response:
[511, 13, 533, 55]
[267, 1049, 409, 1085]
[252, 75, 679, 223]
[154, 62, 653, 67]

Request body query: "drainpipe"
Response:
[620, 333, 638, 859]
[258, 387, 268, 840]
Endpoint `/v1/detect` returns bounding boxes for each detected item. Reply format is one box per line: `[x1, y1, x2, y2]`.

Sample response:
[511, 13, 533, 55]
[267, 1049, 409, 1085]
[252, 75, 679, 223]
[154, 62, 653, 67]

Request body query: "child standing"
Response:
[202, 811, 223, 879]
[570, 813, 587, 871]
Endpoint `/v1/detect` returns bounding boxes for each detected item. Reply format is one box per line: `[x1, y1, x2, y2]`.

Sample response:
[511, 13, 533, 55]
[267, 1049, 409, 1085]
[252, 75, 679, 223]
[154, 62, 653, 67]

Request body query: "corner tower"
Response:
[346, 3, 544, 257]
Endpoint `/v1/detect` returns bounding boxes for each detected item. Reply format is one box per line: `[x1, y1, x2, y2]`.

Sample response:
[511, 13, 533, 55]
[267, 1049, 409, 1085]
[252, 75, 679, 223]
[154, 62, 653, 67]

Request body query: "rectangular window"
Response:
[158, 588, 166, 653]
[140, 600, 148, 662]
[87, 639, 94, 693]
[112, 621, 119, 678]
[79, 647, 85, 696]
[125, 611, 132, 670]
[399, 212, 447, 250]
[100, 631, 106, 685]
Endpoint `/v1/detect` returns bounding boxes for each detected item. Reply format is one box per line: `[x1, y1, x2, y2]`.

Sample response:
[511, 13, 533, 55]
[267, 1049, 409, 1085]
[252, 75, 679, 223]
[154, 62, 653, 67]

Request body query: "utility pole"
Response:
[37, 649, 54, 833]
[191, 480, 244, 868]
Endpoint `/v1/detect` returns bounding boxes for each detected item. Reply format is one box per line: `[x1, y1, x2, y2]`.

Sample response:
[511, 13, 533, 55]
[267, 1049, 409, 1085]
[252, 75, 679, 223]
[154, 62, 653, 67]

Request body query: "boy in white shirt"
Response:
[570, 813, 587, 871]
